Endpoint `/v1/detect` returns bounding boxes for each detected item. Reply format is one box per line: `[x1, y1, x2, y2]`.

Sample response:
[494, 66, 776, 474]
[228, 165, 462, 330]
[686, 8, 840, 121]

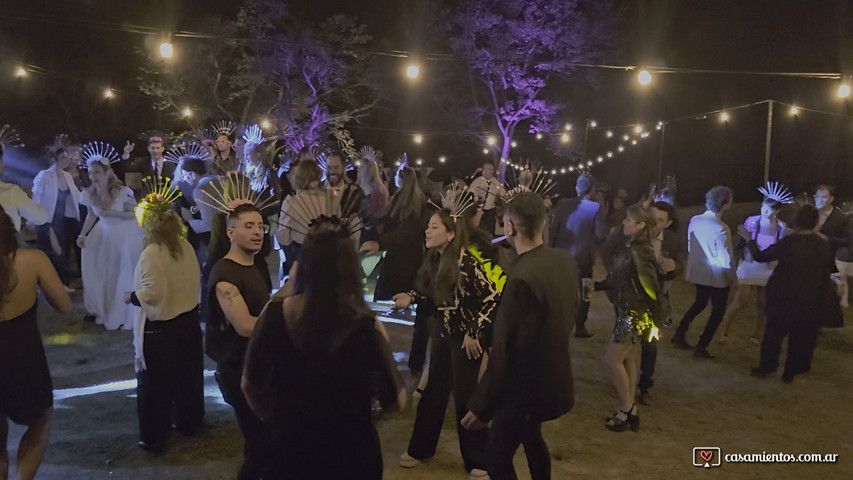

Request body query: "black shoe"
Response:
[84, 314, 96, 322]
[671, 335, 693, 350]
[693, 346, 714, 359]
[750, 367, 774, 378]
[138, 440, 165, 452]
[606, 404, 639, 432]
[781, 373, 794, 384]
[638, 390, 652, 406]
[575, 328, 593, 338]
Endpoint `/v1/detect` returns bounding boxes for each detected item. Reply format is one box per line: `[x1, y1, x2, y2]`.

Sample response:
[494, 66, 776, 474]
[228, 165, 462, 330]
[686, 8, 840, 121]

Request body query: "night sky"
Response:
[1, 0, 851, 202]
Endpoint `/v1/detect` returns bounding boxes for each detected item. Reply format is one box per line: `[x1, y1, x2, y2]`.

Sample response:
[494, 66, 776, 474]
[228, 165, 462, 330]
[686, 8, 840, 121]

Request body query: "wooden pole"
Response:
[657, 123, 667, 183]
[764, 100, 773, 183]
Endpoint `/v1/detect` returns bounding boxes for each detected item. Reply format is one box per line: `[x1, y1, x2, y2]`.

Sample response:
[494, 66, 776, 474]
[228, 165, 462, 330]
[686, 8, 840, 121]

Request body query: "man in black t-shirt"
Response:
[205, 203, 271, 480]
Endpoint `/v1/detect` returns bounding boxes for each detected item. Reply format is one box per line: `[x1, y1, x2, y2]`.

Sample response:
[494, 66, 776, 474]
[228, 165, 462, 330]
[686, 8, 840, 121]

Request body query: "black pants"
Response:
[37, 221, 78, 285]
[488, 410, 550, 480]
[759, 314, 819, 376]
[676, 284, 730, 348]
[481, 208, 497, 237]
[639, 336, 657, 392]
[137, 308, 205, 445]
[408, 300, 435, 372]
[575, 267, 592, 332]
[407, 334, 489, 471]
[216, 361, 266, 480]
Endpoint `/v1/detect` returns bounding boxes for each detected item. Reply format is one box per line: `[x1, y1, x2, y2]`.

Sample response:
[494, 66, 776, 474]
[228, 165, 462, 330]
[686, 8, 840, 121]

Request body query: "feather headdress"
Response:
[242, 124, 265, 149]
[432, 183, 477, 219]
[359, 145, 376, 163]
[80, 141, 120, 169]
[195, 171, 277, 214]
[757, 181, 794, 204]
[134, 176, 182, 226]
[0, 124, 24, 151]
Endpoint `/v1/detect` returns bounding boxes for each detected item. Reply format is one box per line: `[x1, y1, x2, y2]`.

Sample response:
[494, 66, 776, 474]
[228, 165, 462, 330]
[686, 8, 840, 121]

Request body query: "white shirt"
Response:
[133, 240, 200, 321]
[468, 176, 505, 210]
[0, 182, 48, 231]
[32, 165, 81, 220]
[684, 210, 735, 288]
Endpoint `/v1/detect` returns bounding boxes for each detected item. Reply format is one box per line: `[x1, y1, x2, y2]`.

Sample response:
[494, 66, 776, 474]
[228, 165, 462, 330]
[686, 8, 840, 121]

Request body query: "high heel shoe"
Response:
[606, 404, 639, 432]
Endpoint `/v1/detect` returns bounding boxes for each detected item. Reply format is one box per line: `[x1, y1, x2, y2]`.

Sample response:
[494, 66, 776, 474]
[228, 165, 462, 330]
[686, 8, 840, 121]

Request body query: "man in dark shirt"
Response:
[548, 174, 608, 337]
[121, 136, 177, 198]
[205, 203, 271, 480]
[463, 190, 577, 480]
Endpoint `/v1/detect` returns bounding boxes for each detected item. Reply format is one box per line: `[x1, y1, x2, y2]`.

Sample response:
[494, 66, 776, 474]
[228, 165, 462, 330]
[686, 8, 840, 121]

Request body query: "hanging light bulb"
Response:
[414, 134, 423, 144]
[597, 156, 603, 163]
[160, 42, 174, 58]
[606, 151, 613, 158]
[838, 82, 851, 98]
[568, 166, 575, 172]
[535, 133, 543, 140]
[790, 106, 799, 115]
[618, 145, 625, 152]
[720, 112, 729, 121]
[511, 141, 518, 148]
[15, 67, 26, 77]
[482, 148, 489, 154]
[589, 120, 597, 128]
[261, 119, 271, 129]
[623, 135, 630, 141]
[104, 89, 113, 99]
[487, 136, 496, 145]
[406, 64, 420, 79]
[564, 123, 572, 131]
[182, 107, 192, 117]
[637, 69, 652, 86]
[551, 169, 557, 175]
[439, 155, 446, 163]
[560, 168, 567, 174]
[561, 133, 570, 143]
[606, 130, 613, 138]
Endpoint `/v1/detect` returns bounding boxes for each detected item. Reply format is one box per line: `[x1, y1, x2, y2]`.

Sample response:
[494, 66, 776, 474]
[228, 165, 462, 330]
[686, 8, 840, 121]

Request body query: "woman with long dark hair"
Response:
[0, 208, 71, 480]
[596, 204, 663, 432]
[242, 218, 404, 479]
[394, 208, 499, 479]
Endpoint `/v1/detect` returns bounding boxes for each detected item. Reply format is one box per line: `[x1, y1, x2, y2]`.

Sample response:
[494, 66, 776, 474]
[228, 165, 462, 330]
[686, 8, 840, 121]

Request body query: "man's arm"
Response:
[215, 281, 258, 337]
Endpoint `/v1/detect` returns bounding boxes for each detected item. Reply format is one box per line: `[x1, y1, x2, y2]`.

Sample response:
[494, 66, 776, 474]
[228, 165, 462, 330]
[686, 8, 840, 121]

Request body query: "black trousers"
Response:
[759, 314, 819, 376]
[136, 308, 204, 445]
[408, 300, 435, 372]
[481, 208, 497, 237]
[639, 336, 658, 392]
[675, 284, 730, 348]
[407, 334, 489, 471]
[575, 267, 593, 331]
[488, 410, 550, 480]
[216, 361, 266, 480]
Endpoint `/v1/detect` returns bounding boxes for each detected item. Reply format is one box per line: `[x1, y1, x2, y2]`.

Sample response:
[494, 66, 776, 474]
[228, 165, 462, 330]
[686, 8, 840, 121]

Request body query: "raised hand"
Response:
[123, 141, 135, 156]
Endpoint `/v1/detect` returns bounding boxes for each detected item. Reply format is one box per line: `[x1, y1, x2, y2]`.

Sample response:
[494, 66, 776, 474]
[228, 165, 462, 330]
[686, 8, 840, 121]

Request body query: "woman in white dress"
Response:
[76, 143, 143, 330]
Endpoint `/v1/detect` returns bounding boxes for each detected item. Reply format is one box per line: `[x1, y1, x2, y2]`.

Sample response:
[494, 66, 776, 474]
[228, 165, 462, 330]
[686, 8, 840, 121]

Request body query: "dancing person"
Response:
[32, 146, 81, 288]
[462, 190, 577, 480]
[748, 205, 834, 383]
[241, 127, 279, 197]
[394, 209, 499, 479]
[0, 209, 71, 480]
[467, 161, 505, 236]
[205, 203, 271, 480]
[0, 145, 47, 231]
[357, 154, 390, 225]
[813, 186, 848, 324]
[121, 136, 177, 196]
[324, 151, 364, 210]
[212, 131, 239, 175]
[672, 186, 735, 358]
[77, 145, 143, 330]
[124, 191, 204, 452]
[175, 158, 211, 266]
[718, 194, 788, 346]
[276, 159, 327, 272]
[242, 218, 405, 479]
[549, 173, 608, 338]
[596, 204, 662, 432]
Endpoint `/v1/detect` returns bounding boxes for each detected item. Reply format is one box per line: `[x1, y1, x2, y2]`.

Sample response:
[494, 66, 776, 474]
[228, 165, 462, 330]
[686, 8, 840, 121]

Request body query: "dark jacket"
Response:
[600, 228, 685, 282]
[548, 196, 608, 275]
[749, 232, 837, 324]
[468, 245, 578, 422]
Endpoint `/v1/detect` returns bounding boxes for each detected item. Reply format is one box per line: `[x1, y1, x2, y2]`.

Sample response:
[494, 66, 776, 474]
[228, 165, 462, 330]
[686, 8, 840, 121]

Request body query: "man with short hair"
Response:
[175, 159, 211, 266]
[548, 173, 608, 337]
[463, 190, 577, 480]
[324, 151, 364, 212]
[468, 161, 505, 235]
[673, 185, 735, 359]
[122, 137, 177, 197]
[205, 204, 271, 480]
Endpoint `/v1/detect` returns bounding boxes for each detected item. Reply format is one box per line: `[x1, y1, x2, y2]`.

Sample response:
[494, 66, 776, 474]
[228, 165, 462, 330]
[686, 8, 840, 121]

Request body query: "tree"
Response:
[137, 0, 382, 154]
[442, 0, 620, 167]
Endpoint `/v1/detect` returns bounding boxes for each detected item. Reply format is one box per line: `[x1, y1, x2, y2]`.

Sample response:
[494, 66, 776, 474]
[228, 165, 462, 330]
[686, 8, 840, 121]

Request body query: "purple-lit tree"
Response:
[444, 0, 619, 169]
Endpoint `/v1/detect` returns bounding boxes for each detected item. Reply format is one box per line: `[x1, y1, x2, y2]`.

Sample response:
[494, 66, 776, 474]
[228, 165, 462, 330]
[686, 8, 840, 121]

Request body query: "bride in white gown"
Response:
[76, 144, 143, 330]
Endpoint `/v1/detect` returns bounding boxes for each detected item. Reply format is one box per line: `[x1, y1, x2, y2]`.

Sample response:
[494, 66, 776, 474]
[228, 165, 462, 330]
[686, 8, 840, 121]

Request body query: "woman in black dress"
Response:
[241, 218, 404, 480]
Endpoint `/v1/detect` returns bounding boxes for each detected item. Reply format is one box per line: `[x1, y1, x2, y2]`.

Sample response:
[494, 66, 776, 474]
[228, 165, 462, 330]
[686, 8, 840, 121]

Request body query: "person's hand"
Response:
[391, 293, 413, 310]
[180, 207, 194, 223]
[462, 334, 483, 360]
[123, 141, 135, 157]
[76, 235, 87, 248]
[659, 258, 676, 273]
[737, 224, 751, 241]
[123, 291, 133, 304]
[360, 240, 380, 255]
[461, 411, 487, 430]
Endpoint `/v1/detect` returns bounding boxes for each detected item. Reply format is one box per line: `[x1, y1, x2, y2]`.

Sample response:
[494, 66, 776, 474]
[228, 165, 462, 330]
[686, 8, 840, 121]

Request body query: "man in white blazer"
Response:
[32, 146, 81, 286]
[672, 186, 735, 359]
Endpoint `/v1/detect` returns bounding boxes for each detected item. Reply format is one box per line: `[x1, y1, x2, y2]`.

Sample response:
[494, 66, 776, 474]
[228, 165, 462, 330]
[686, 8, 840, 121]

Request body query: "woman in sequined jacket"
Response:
[391, 208, 499, 477]
[596, 203, 663, 432]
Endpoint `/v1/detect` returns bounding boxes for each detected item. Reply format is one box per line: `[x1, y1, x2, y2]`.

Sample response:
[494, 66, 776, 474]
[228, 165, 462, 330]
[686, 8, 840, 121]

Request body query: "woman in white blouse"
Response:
[0, 144, 47, 232]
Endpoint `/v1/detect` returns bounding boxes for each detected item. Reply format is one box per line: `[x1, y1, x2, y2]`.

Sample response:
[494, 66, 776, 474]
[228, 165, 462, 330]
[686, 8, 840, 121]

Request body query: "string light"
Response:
[439, 155, 446, 163]
[606, 130, 613, 138]
[790, 106, 799, 115]
[597, 156, 603, 162]
[15, 67, 26, 77]
[564, 123, 572, 131]
[395, 160, 401, 166]
[182, 107, 192, 117]
[482, 148, 489, 154]
[838, 83, 851, 98]
[560, 168, 567, 174]
[623, 135, 630, 141]
[261, 119, 271, 129]
[487, 136, 496, 145]
[720, 112, 729, 121]
[631, 139, 638, 145]
[535, 133, 543, 140]
[634, 125, 643, 134]
[606, 151, 613, 158]
[406, 64, 420, 79]
[637, 69, 652, 85]
[589, 120, 597, 128]
[511, 141, 518, 148]
[618, 145, 625, 152]
[561, 133, 570, 143]
[159, 42, 174, 58]
[104, 89, 113, 99]
[415, 158, 423, 165]
[414, 134, 423, 144]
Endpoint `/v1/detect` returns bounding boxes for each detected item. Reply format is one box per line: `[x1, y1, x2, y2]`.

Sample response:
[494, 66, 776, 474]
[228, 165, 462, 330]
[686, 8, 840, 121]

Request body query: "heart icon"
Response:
[700, 450, 713, 462]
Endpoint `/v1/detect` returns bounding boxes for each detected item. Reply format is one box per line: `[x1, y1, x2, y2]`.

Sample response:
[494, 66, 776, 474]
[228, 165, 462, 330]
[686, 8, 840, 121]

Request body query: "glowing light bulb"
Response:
[561, 133, 570, 143]
[535, 133, 543, 140]
[483, 148, 489, 154]
[838, 83, 851, 98]
[406, 64, 420, 79]
[104, 89, 113, 99]
[790, 106, 799, 115]
[551, 169, 557, 175]
[637, 69, 652, 86]
[182, 107, 192, 117]
[618, 145, 625, 152]
[606, 130, 613, 138]
[569, 166, 575, 172]
[439, 155, 446, 163]
[560, 168, 567, 174]
[564, 123, 572, 131]
[631, 139, 638, 145]
[415, 158, 423, 165]
[414, 134, 423, 144]
[160, 42, 174, 58]
[395, 160, 401, 166]
[261, 120, 271, 129]
[487, 136, 496, 145]
[589, 120, 597, 128]
[607, 151, 613, 158]
[623, 135, 630, 141]
[720, 112, 729, 121]
[656, 124, 663, 130]
[587, 160, 593, 166]
[511, 141, 517, 148]
[15, 67, 25, 77]
[634, 125, 643, 134]
[597, 156, 603, 162]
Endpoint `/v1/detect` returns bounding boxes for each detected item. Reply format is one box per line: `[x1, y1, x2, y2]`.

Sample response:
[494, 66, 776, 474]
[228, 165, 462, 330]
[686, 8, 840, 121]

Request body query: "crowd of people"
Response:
[0, 122, 848, 480]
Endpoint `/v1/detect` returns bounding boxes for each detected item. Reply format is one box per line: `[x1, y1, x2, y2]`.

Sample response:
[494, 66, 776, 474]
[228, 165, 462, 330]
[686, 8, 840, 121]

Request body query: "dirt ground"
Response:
[6, 258, 852, 480]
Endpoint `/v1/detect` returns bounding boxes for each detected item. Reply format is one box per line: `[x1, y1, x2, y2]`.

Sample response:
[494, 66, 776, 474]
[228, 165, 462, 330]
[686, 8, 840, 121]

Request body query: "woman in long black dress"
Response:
[241, 218, 405, 479]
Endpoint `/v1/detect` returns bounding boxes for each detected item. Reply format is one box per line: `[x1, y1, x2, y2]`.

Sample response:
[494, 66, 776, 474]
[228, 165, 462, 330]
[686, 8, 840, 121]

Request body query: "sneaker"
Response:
[469, 468, 489, 479]
[399, 452, 421, 468]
